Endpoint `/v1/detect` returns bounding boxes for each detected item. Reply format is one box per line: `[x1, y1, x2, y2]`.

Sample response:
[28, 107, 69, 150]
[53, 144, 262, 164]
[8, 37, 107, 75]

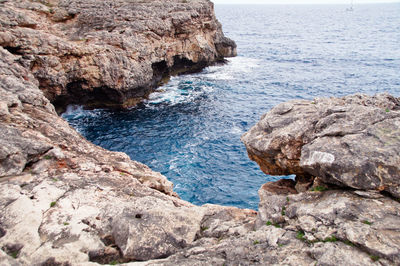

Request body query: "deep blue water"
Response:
[63, 4, 400, 210]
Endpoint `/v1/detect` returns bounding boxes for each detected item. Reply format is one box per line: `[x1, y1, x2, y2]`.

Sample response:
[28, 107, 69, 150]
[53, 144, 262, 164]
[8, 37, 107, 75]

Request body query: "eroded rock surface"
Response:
[0, 46, 257, 265]
[145, 185, 400, 266]
[235, 93, 400, 265]
[2, 49, 399, 264]
[1, 0, 399, 264]
[0, 0, 236, 111]
[242, 93, 400, 197]
[256, 182, 400, 265]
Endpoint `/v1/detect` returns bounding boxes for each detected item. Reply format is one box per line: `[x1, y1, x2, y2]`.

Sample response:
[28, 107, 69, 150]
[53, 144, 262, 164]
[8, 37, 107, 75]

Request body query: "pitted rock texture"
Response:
[0, 47, 255, 265]
[255, 182, 400, 266]
[2, 50, 399, 265]
[241, 93, 400, 197]
[0, 0, 236, 111]
[1, 1, 399, 263]
[148, 188, 400, 266]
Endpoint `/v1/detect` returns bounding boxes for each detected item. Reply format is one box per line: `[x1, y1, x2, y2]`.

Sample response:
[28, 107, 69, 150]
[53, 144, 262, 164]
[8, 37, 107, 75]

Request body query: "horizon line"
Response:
[213, 1, 400, 5]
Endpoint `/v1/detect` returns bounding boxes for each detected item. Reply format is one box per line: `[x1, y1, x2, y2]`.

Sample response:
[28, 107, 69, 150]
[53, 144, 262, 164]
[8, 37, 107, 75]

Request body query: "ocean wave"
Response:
[145, 78, 214, 107]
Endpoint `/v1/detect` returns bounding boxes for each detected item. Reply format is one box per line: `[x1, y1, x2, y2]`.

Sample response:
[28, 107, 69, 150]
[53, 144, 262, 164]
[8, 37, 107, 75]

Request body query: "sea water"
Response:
[63, 4, 400, 210]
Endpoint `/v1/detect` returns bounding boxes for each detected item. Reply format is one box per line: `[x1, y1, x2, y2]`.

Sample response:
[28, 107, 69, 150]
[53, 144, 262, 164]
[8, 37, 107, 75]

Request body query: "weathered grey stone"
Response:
[310, 242, 384, 266]
[196, 204, 257, 240]
[110, 199, 204, 260]
[0, 249, 21, 266]
[237, 94, 400, 265]
[88, 246, 120, 264]
[1, 0, 399, 265]
[120, 184, 400, 265]
[0, 124, 52, 176]
[253, 179, 400, 265]
[242, 93, 400, 197]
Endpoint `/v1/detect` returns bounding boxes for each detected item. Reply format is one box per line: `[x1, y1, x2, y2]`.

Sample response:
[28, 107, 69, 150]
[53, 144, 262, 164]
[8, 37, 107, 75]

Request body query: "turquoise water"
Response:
[63, 4, 400, 210]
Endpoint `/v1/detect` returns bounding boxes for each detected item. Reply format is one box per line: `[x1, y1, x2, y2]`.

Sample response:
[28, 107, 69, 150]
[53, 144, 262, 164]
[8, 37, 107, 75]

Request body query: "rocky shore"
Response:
[241, 93, 400, 265]
[0, 0, 236, 112]
[1, 0, 400, 265]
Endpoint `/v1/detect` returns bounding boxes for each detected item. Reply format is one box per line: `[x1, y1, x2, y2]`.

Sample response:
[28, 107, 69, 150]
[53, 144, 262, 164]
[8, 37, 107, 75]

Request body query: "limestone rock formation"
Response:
[148, 185, 400, 266]
[0, 0, 236, 111]
[237, 93, 400, 265]
[255, 185, 400, 265]
[2, 47, 399, 264]
[1, 0, 399, 264]
[0, 46, 255, 264]
[241, 93, 400, 197]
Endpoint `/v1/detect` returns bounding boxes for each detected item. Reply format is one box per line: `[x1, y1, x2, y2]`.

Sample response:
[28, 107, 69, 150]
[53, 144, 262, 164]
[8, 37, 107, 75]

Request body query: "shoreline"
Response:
[1, 0, 399, 264]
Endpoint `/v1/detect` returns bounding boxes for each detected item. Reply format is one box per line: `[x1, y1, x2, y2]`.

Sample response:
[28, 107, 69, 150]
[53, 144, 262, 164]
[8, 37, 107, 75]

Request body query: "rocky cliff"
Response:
[1, 0, 400, 265]
[0, 42, 257, 265]
[2, 43, 399, 264]
[0, 0, 236, 112]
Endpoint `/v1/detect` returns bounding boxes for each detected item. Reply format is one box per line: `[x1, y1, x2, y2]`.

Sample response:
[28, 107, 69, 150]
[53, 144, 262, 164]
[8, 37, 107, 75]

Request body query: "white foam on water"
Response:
[143, 56, 262, 107]
[202, 56, 261, 81]
[168, 161, 177, 170]
[226, 56, 261, 72]
[145, 56, 261, 106]
[62, 105, 83, 117]
[61, 105, 90, 120]
[230, 125, 244, 135]
[145, 78, 214, 107]
[203, 68, 235, 81]
[61, 105, 105, 135]
[62, 105, 103, 119]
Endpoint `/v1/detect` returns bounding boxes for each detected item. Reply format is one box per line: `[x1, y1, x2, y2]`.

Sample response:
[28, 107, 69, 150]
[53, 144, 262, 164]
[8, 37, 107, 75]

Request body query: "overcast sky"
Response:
[212, 0, 400, 4]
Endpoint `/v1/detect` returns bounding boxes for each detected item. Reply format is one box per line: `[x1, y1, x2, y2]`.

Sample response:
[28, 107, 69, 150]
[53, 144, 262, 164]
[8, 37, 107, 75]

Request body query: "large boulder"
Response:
[242, 93, 400, 197]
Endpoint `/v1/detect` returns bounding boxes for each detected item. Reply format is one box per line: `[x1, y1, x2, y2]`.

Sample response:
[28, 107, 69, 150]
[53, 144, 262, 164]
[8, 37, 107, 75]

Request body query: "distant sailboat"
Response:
[346, 0, 354, 11]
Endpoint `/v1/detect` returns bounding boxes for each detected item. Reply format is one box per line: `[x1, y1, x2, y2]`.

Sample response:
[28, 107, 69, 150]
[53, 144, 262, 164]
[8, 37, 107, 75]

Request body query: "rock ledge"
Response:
[242, 93, 400, 197]
[0, 0, 236, 112]
[1, 0, 399, 264]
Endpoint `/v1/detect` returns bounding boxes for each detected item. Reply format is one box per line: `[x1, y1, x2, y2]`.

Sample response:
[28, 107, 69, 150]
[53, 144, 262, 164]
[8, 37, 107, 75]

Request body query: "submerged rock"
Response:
[242, 93, 400, 198]
[0, 0, 236, 111]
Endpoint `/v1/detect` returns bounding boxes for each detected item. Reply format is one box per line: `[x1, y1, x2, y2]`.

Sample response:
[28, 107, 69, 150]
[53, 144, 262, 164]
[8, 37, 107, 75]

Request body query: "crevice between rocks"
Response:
[3, 46, 24, 56]
[22, 146, 54, 172]
[89, 234, 125, 265]
[151, 55, 213, 88]
[380, 190, 400, 203]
